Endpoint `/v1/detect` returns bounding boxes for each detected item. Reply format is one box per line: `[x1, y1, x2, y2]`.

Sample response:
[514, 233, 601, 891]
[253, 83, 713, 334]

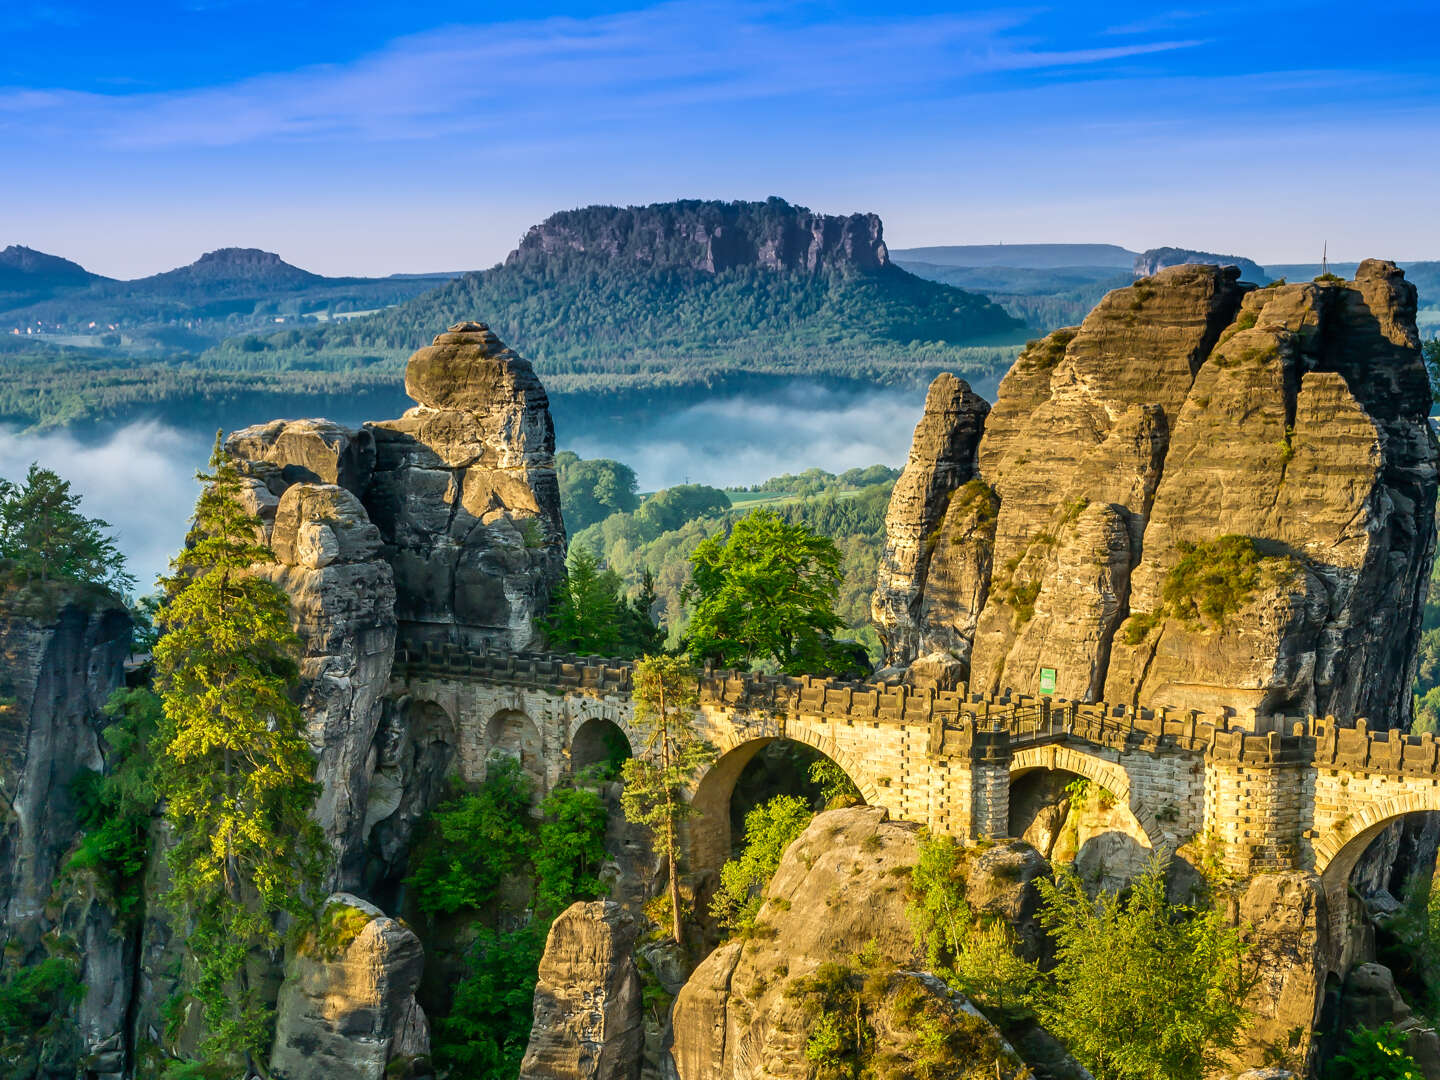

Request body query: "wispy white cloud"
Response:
[0, 1, 1205, 148]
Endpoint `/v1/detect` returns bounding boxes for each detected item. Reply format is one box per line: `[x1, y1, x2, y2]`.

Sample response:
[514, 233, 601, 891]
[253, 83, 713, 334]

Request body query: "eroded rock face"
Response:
[0, 587, 132, 1076]
[878, 261, 1438, 724]
[871, 374, 989, 669]
[270, 893, 430, 1080]
[262, 483, 397, 888]
[668, 807, 1047, 1080]
[226, 418, 376, 496]
[365, 322, 565, 651]
[520, 900, 643, 1080]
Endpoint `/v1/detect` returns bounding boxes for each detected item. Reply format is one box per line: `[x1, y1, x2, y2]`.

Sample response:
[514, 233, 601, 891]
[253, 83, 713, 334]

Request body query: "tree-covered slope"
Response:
[202, 199, 1028, 395]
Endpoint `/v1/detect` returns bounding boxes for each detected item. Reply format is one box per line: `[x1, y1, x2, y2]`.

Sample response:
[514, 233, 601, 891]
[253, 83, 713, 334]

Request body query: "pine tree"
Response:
[152, 435, 326, 1071]
[0, 463, 133, 593]
[619, 655, 715, 945]
[538, 544, 622, 655]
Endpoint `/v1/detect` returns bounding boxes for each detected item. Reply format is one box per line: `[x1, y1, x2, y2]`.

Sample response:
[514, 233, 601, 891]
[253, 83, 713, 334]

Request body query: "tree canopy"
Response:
[152, 436, 326, 1070]
[0, 463, 133, 594]
[536, 544, 662, 658]
[683, 508, 867, 676]
[556, 452, 641, 533]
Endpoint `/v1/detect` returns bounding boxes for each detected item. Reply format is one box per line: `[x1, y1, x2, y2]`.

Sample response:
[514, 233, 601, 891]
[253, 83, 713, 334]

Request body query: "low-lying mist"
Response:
[0, 381, 948, 595]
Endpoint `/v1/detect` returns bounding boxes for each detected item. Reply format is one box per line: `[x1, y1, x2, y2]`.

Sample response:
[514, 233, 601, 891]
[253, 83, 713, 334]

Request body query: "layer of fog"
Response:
[0, 384, 937, 593]
[0, 422, 211, 593]
[563, 383, 931, 491]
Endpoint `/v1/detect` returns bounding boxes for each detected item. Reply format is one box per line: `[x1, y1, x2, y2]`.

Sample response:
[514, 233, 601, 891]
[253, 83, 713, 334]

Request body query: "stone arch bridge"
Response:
[391, 644, 1440, 959]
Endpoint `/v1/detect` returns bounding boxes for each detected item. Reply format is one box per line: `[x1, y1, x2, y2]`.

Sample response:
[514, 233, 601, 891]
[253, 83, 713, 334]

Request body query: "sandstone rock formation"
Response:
[263, 483, 397, 887]
[871, 373, 989, 674]
[367, 321, 565, 651]
[520, 900, 644, 1080]
[877, 261, 1438, 725]
[1337, 962, 1440, 1077]
[668, 806, 1046, 1080]
[222, 322, 567, 891]
[270, 893, 431, 1080]
[0, 587, 132, 1076]
[508, 198, 890, 275]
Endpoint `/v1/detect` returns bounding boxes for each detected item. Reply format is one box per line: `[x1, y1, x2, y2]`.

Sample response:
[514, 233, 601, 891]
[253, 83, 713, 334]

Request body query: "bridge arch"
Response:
[686, 731, 874, 880]
[486, 707, 544, 791]
[1008, 744, 1165, 876]
[569, 715, 633, 777]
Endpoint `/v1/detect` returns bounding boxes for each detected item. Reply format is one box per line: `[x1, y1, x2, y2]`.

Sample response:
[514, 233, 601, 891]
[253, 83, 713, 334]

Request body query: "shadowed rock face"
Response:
[225, 322, 566, 888]
[876, 261, 1438, 726]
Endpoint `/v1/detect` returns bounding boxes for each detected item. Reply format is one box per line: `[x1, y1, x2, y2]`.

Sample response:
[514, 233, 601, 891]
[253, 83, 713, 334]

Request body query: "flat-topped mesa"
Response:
[875, 260, 1438, 728]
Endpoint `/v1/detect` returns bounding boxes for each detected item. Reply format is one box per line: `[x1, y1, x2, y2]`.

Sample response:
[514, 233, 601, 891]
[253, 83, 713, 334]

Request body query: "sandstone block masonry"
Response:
[390, 645, 1440, 918]
[873, 261, 1438, 727]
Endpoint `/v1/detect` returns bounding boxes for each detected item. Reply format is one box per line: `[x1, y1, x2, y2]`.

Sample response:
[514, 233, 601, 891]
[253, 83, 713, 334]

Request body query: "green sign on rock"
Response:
[1039, 667, 1057, 695]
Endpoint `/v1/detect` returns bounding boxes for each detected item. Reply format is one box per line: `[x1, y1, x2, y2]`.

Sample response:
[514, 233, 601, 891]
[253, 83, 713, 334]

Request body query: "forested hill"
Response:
[201, 199, 1028, 396]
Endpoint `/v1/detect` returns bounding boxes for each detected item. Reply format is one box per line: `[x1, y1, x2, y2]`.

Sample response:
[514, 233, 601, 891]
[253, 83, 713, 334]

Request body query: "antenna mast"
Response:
[1322, 241, 1328, 277]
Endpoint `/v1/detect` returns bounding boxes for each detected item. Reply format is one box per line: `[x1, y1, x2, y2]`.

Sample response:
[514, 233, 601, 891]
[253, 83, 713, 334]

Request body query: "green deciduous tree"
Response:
[620, 655, 716, 944]
[1031, 856, 1253, 1080]
[710, 793, 813, 933]
[403, 759, 532, 919]
[634, 484, 730, 537]
[1329, 1024, 1424, 1080]
[556, 453, 640, 532]
[534, 780, 609, 913]
[682, 508, 866, 677]
[152, 436, 326, 1071]
[0, 463, 134, 593]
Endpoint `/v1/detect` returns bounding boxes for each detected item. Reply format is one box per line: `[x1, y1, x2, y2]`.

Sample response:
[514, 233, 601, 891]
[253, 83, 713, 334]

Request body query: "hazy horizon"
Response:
[5, 1, 1439, 280]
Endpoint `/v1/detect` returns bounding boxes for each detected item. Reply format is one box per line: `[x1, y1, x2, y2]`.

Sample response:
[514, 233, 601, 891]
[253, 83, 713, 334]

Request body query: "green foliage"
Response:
[620, 655, 717, 944]
[1328, 1024, 1423, 1080]
[151, 435, 327, 1068]
[537, 544, 663, 658]
[555, 452, 640, 532]
[1384, 866, 1440, 1016]
[0, 956, 82, 1052]
[906, 833, 1039, 1018]
[0, 463, 133, 594]
[1425, 338, 1440, 403]
[534, 782, 609, 913]
[1125, 535, 1297, 642]
[403, 759, 533, 919]
[430, 922, 550, 1080]
[1031, 856, 1253, 1080]
[67, 688, 160, 922]
[710, 794, 814, 932]
[810, 757, 862, 808]
[683, 508, 865, 676]
[635, 484, 731, 537]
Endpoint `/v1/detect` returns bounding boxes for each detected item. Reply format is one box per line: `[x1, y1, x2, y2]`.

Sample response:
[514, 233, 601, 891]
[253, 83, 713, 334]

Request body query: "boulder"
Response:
[1338, 962, 1440, 1078]
[668, 807, 1058, 1080]
[520, 900, 644, 1080]
[270, 893, 430, 1080]
[226, 417, 375, 496]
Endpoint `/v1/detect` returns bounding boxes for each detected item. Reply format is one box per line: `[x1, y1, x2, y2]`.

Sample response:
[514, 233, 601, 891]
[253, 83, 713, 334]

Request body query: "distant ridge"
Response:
[0, 245, 108, 292]
[889, 243, 1137, 269]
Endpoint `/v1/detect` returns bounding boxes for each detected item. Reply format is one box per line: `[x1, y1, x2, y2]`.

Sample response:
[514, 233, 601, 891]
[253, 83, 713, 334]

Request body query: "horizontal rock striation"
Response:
[876, 260, 1438, 726]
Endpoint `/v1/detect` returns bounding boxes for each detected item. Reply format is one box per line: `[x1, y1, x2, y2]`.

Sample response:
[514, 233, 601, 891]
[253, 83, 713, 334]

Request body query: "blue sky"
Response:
[4, 0, 1439, 278]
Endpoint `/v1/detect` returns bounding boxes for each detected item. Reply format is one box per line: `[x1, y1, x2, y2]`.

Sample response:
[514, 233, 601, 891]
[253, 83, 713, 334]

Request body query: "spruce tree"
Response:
[0, 463, 133, 593]
[619, 655, 715, 944]
[152, 436, 325, 1071]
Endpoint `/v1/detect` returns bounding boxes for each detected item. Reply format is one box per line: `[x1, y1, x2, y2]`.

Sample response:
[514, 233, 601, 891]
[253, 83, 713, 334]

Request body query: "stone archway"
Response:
[486, 707, 544, 792]
[686, 736, 869, 880]
[1008, 745, 1161, 887]
[570, 716, 633, 778]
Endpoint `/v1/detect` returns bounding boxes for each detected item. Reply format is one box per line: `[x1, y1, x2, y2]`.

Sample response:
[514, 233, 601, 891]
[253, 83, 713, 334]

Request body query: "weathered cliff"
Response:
[0, 584, 132, 1076]
[877, 261, 1438, 725]
[507, 198, 889, 275]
